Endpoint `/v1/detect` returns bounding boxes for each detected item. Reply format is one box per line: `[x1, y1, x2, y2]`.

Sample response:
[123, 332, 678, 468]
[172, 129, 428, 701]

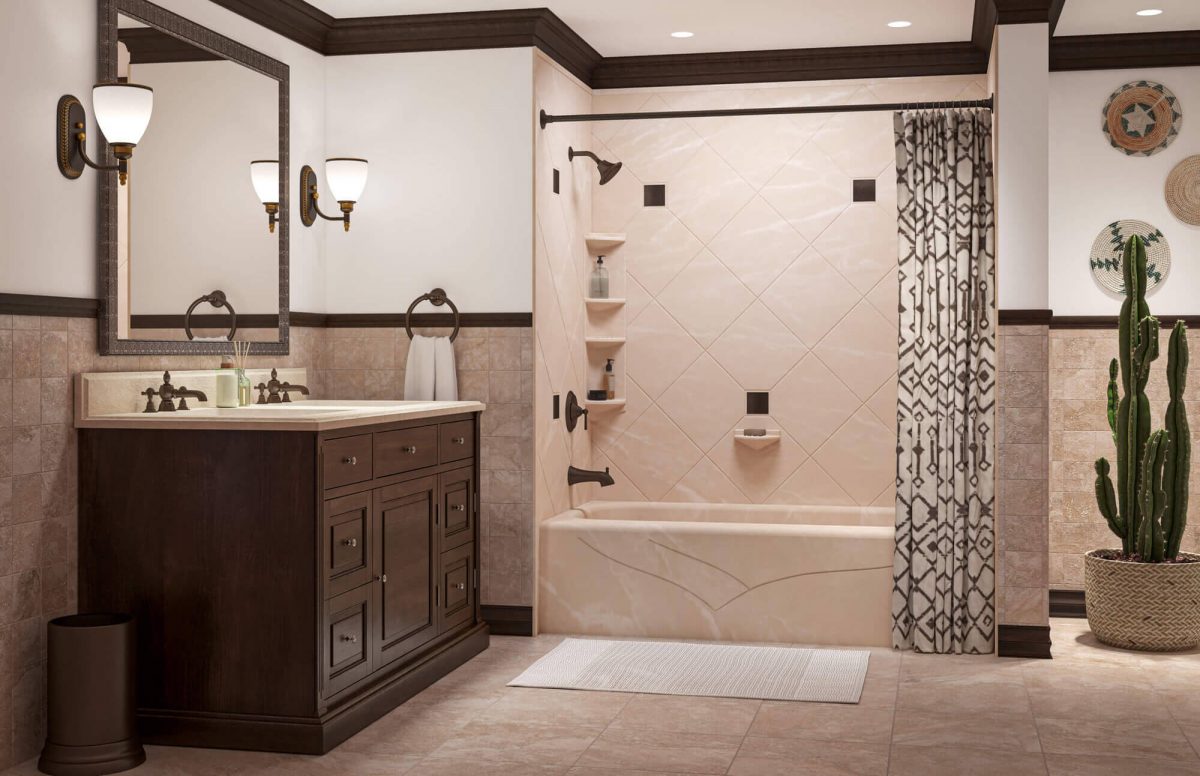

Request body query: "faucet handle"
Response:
[141, 388, 158, 413]
[255, 384, 268, 404]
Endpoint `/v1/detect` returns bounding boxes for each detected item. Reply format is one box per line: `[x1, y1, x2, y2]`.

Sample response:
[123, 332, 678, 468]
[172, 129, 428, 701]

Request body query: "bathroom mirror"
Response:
[98, 0, 289, 355]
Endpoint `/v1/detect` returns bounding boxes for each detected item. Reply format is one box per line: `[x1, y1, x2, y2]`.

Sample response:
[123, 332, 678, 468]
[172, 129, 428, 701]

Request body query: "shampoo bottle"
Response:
[589, 256, 609, 299]
[605, 358, 616, 400]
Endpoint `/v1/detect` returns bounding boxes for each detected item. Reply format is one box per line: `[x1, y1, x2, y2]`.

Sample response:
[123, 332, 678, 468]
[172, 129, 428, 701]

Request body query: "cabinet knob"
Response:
[451, 436, 466, 445]
[401, 446, 418, 454]
[340, 634, 357, 643]
[454, 582, 466, 591]
[343, 456, 357, 465]
[341, 537, 358, 548]
[451, 504, 466, 512]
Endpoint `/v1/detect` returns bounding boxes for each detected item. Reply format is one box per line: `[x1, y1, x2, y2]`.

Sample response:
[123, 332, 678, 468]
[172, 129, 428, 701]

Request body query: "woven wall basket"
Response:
[1085, 550, 1200, 651]
[1165, 155, 1200, 226]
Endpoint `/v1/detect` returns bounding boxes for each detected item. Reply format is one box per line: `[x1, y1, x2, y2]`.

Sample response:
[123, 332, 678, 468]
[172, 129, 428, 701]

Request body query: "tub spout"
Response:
[567, 465, 614, 487]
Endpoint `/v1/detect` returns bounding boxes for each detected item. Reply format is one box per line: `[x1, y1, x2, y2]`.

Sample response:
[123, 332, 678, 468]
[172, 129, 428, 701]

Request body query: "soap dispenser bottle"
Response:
[216, 357, 239, 408]
[605, 358, 616, 400]
[589, 256, 609, 299]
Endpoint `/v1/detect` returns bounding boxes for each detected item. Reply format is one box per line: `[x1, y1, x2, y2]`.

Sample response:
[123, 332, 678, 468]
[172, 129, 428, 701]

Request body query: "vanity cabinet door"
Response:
[323, 492, 371, 598]
[438, 466, 475, 552]
[373, 476, 439, 669]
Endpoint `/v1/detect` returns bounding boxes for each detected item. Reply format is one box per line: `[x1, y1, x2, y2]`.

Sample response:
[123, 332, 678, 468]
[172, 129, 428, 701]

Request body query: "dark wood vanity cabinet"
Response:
[78, 412, 486, 755]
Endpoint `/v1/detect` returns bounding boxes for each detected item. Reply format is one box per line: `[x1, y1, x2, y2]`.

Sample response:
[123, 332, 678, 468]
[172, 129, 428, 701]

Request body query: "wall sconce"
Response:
[57, 84, 154, 186]
[300, 158, 368, 232]
[249, 160, 280, 233]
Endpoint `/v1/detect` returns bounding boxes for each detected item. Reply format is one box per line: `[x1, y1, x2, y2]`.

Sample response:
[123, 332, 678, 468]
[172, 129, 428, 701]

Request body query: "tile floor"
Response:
[7, 618, 1200, 775]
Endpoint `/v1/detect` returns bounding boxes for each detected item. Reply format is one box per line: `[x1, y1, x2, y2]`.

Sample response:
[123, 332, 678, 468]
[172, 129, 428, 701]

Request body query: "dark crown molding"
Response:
[992, 0, 1065, 27]
[206, 1, 997, 88]
[1051, 30, 1200, 71]
[204, 0, 1200, 89]
[207, 0, 333, 52]
[591, 42, 987, 90]
[118, 28, 222, 64]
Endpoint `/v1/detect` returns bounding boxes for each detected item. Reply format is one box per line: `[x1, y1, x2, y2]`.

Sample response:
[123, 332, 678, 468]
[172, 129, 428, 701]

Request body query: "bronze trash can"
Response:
[39, 614, 146, 775]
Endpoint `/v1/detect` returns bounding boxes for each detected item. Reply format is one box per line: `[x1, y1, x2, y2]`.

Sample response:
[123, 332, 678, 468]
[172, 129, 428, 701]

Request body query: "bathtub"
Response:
[538, 501, 895, 647]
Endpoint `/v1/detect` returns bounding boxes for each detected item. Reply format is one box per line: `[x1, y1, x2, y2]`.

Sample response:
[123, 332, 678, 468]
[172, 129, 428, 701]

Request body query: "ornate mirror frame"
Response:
[97, 0, 290, 355]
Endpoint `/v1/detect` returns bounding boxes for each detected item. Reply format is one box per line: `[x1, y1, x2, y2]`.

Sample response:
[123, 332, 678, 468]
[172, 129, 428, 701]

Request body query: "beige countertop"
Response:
[76, 399, 485, 432]
[76, 369, 484, 430]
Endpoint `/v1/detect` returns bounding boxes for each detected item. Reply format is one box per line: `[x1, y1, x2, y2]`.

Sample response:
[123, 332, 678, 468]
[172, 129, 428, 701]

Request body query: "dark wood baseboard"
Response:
[294, 312, 533, 329]
[0, 293, 99, 318]
[481, 605, 533, 636]
[1051, 315, 1200, 330]
[997, 624, 1052, 659]
[138, 623, 489, 754]
[1050, 589, 1086, 618]
[999, 309, 1053, 326]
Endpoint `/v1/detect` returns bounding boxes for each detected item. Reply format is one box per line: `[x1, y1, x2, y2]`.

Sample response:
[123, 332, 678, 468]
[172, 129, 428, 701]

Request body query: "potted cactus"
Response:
[1089, 234, 1198, 651]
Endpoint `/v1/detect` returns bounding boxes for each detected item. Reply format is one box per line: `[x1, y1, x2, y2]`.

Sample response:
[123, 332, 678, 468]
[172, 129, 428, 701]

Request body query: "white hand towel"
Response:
[433, 336, 458, 401]
[404, 335, 458, 401]
[404, 335, 437, 400]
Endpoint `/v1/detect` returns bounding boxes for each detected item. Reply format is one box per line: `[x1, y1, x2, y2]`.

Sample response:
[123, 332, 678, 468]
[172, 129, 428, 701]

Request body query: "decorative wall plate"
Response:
[1089, 220, 1170, 295]
[1101, 81, 1182, 157]
[1165, 155, 1200, 225]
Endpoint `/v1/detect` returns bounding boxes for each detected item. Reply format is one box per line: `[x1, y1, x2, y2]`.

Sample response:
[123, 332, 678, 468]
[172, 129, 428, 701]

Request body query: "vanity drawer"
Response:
[438, 542, 475, 634]
[375, 425, 439, 477]
[439, 420, 474, 464]
[323, 492, 371, 599]
[439, 466, 475, 551]
[323, 585, 373, 698]
[324, 434, 373, 490]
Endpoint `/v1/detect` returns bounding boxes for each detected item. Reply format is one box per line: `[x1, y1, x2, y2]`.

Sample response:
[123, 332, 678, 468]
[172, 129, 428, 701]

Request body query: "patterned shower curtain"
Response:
[891, 109, 996, 655]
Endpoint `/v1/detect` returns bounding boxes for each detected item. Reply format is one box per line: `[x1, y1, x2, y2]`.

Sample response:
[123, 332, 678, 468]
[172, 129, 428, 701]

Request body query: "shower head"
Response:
[568, 147, 623, 185]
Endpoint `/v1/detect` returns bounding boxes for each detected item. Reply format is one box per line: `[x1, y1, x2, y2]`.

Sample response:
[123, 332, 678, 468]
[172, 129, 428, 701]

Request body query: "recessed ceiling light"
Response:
[887, 20, 913, 28]
[1137, 8, 1164, 15]
[670, 31, 694, 38]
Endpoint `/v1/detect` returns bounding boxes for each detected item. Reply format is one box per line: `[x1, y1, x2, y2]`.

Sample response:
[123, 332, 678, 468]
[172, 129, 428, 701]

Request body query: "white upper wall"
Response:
[993, 23, 1050, 310]
[1049, 66, 1200, 316]
[322, 48, 534, 314]
[0, 0, 328, 311]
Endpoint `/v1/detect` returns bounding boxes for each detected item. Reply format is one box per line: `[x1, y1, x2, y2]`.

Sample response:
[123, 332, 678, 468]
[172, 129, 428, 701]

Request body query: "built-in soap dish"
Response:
[733, 429, 781, 449]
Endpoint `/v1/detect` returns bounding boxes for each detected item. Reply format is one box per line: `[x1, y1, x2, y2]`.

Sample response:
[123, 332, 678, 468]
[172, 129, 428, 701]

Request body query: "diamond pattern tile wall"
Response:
[588, 75, 987, 506]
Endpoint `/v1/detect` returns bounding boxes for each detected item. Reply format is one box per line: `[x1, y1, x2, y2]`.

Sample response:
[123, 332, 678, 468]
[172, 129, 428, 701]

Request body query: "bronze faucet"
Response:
[256, 368, 310, 404]
[141, 371, 207, 413]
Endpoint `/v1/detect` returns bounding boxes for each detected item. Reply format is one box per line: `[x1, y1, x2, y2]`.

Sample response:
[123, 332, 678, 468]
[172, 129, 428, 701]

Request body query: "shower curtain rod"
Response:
[539, 96, 993, 128]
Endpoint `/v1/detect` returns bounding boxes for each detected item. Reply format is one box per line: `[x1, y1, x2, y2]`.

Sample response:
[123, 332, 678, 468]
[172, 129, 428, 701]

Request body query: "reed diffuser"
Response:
[232, 340, 253, 406]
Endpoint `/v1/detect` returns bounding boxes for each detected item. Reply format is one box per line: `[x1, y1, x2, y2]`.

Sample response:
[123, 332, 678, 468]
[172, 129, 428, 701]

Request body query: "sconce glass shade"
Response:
[325, 157, 368, 203]
[250, 160, 279, 204]
[92, 83, 154, 146]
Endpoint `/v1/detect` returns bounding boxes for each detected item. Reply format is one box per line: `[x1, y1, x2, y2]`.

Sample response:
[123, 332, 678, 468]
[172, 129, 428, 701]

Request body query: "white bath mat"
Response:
[508, 638, 870, 703]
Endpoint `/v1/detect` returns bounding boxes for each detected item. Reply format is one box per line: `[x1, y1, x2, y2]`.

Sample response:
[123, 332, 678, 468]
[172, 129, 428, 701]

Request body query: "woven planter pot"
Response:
[1085, 550, 1200, 651]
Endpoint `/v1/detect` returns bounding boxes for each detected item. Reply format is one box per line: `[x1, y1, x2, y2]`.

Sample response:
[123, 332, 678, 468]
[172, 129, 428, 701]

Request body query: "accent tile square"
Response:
[746, 391, 769, 415]
[853, 178, 877, 202]
[644, 184, 666, 207]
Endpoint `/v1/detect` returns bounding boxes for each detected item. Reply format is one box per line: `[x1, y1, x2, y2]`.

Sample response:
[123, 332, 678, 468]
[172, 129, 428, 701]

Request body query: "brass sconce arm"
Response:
[307, 188, 353, 231]
[74, 130, 130, 185]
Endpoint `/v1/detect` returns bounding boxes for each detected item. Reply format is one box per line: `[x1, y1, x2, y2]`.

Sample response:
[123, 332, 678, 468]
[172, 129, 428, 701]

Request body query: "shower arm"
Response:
[568, 149, 601, 164]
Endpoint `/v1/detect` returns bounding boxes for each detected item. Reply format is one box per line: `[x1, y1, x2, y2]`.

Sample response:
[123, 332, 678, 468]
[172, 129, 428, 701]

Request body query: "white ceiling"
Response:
[1057, 0, 1200, 36]
[306, 0, 976, 57]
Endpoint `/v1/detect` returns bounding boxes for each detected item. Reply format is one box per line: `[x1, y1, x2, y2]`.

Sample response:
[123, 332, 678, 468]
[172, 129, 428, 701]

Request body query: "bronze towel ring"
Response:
[405, 287, 460, 342]
[184, 290, 237, 341]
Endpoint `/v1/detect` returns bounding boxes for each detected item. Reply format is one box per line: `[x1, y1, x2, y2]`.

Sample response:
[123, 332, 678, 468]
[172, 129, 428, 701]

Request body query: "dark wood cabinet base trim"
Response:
[997, 624, 1052, 659]
[481, 605, 534, 636]
[1050, 589, 1086, 618]
[138, 623, 488, 754]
